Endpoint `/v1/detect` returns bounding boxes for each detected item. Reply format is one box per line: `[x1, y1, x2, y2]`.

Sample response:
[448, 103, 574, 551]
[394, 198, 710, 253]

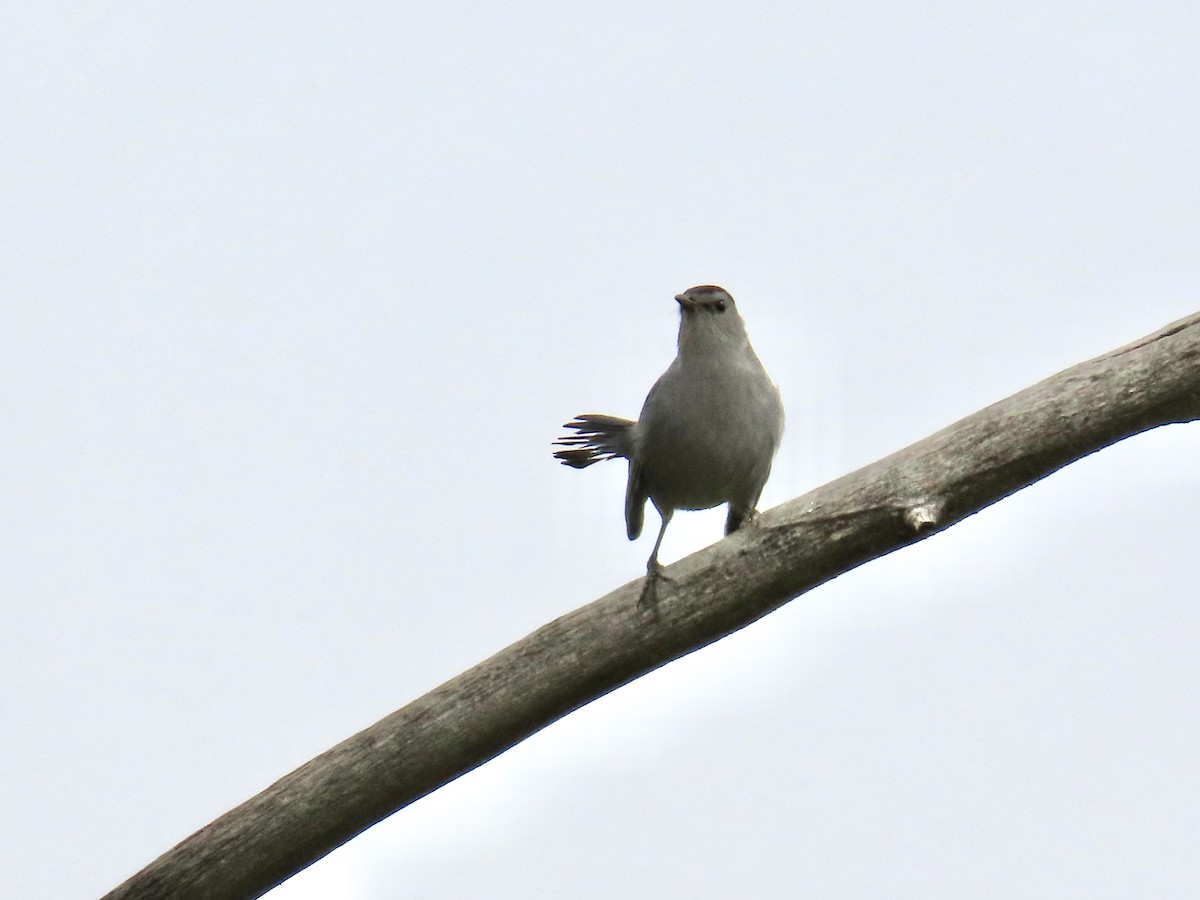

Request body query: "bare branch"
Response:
[104, 312, 1200, 899]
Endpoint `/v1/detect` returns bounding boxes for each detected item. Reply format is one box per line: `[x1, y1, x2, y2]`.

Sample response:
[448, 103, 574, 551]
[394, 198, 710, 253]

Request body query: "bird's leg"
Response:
[724, 503, 762, 535]
[638, 510, 674, 617]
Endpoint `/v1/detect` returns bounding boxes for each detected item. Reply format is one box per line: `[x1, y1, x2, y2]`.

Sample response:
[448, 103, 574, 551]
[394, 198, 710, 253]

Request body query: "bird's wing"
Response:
[624, 460, 646, 541]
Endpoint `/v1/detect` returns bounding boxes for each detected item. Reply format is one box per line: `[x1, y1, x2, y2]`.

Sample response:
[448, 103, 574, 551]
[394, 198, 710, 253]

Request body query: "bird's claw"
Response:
[637, 561, 674, 620]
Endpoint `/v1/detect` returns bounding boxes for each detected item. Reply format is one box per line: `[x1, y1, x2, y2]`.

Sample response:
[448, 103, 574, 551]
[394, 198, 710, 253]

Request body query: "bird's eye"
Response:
[714, 300, 727, 313]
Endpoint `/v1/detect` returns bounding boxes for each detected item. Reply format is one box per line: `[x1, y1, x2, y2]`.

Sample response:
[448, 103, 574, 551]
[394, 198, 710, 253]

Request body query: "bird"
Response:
[553, 285, 785, 612]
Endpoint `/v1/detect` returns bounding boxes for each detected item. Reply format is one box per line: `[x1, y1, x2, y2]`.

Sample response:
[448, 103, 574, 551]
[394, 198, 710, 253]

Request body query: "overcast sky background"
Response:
[4, 3, 1200, 898]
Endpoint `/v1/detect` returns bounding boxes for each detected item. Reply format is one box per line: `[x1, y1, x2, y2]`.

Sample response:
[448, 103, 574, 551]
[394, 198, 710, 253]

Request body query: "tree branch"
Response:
[104, 312, 1200, 899]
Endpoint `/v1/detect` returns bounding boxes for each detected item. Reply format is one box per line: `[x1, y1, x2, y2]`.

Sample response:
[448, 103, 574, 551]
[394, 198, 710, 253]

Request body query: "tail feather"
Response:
[552, 414, 636, 469]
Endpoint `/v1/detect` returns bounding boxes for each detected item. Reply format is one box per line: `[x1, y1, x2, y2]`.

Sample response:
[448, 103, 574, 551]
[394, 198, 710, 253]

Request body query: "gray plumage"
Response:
[553, 285, 785, 610]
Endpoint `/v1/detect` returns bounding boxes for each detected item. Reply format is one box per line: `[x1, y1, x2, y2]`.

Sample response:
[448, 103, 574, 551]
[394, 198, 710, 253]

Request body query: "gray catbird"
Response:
[553, 285, 785, 610]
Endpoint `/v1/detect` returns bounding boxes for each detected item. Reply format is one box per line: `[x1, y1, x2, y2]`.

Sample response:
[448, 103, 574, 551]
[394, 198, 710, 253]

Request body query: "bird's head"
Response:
[675, 285, 749, 353]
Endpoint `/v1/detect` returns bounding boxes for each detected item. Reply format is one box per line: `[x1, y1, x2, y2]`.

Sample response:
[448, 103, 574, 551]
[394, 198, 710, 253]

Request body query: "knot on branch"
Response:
[903, 500, 943, 533]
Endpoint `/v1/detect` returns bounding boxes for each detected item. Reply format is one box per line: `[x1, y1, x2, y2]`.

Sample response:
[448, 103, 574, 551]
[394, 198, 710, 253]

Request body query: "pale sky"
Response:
[4, 3, 1200, 898]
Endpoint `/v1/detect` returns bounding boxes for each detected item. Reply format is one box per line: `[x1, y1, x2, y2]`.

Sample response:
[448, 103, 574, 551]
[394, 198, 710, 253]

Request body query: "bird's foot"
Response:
[726, 506, 764, 536]
[637, 561, 674, 620]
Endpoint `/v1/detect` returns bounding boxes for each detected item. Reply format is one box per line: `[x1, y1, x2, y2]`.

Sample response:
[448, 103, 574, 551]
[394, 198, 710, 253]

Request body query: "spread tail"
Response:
[552, 414, 636, 468]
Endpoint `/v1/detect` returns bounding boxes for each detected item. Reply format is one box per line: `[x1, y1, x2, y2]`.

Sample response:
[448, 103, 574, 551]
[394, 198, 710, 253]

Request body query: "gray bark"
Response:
[104, 312, 1200, 899]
